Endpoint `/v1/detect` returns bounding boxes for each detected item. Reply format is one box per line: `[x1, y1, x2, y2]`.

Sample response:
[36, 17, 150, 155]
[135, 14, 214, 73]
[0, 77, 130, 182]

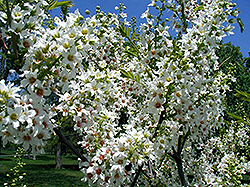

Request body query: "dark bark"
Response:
[55, 141, 62, 169]
[130, 164, 143, 187]
[170, 146, 187, 187]
[177, 158, 186, 187]
[0, 138, 2, 154]
[168, 127, 190, 187]
[153, 110, 166, 138]
[53, 127, 89, 164]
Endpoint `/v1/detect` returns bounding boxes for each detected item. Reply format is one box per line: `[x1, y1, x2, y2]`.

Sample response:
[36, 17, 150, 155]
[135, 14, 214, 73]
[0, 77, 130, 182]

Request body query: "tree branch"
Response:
[53, 127, 89, 163]
[180, 127, 190, 153]
[168, 127, 190, 187]
[130, 164, 143, 187]
[153, 109, 166, 138]
[5, 0, 18, 60]
[0, 33, 8, 50]
[217, 55, 232, 69]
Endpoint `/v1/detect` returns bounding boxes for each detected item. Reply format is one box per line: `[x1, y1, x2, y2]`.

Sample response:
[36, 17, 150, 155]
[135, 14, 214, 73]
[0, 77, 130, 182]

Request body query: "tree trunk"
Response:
[55, 141, 63, 169]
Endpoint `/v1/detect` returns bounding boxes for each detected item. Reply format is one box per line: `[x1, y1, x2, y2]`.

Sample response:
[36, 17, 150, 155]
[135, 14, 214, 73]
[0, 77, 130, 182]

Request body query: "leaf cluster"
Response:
[216, 43, 250, 119]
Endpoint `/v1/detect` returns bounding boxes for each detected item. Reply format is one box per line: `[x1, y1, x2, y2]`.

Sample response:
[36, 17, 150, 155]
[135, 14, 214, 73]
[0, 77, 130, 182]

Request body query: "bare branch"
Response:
[218, 55, 232, 69]
[130, 164, 143, 187]
[167, 127, 190, 187]
[180, 127, 190, 153]
[53, 127, 89, 163]
[0, 33, 8, 50]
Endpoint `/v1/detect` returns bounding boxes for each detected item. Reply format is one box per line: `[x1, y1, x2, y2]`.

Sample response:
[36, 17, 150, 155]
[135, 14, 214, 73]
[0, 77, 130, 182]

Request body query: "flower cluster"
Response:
[0, 80, 50, 155]
[0, 0, 249, 186]
[0, 0, 48, 50]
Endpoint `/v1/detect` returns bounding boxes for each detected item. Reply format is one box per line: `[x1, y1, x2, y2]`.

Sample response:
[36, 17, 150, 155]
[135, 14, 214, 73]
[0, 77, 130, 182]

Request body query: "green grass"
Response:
[0, 149, 87, 187]
[1, 149, 249, 186]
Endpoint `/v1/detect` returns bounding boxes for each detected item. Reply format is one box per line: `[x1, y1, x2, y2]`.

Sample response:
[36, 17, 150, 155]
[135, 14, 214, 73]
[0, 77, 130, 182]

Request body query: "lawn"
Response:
[1, 148, 249, 186]
[0, 149, 87, 187]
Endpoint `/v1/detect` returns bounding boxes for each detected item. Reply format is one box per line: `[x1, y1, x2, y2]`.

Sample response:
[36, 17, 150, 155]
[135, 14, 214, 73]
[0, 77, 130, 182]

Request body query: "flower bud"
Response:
[85, 9, 90, 15]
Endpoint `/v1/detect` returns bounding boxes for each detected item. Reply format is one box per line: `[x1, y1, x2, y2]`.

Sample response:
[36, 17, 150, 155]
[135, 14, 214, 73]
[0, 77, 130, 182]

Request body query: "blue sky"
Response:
[51, 0, 250, 57]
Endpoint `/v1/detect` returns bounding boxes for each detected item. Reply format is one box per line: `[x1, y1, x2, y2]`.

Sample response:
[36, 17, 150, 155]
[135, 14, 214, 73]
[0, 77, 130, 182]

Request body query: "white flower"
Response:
[58, 69, 74, 93]
[0, 111, 7, 130]
[0, 80, 20, 100]
[141, 7, 150, 19]
[147, 93, 165, 122]
[7, 107, 22, 129]
[21, 70, 39, 91]
[61, 46, 82, 68]
[19, 108, 36, 126]
[10, 20, 25, 33]
[11, 5, 25, 20]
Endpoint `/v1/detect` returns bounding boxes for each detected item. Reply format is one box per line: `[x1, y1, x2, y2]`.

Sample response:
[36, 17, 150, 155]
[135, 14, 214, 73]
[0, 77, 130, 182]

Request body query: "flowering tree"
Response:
[0, 0, 249, 186]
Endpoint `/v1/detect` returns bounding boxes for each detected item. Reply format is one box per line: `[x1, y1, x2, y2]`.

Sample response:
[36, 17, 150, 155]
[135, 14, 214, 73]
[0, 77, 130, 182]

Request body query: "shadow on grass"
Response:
[0, 158, 12, 161]
[24, 171, 86, 187]
[24, 164, 80, 171]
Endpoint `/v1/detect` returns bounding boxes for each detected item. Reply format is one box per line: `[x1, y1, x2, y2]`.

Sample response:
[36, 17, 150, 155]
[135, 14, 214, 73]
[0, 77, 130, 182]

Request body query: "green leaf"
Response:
[120, 69, 129, 78]
[131, 33, 139, 40]
[119, 25, 131, 38]
[193, 5, 204, 13]
[227, 112, 245, 122]
[126, 27, 131, 38]
[48, 0, 57, 9]
[119, 25, 126, 37]
[0, 1, 5, 12]
[48, 0, 73, 10]
[127, 71, 134, 79]
[236, 61, 245, 71]
[237, 18, 244, 33]
[166, 5, 176, 12]
[120, 69, 134, 79]
[146, 69, 153, 80]
[125, 50, 139, 58]
[135, 74, 140, 83]
[56, 1, 73, 7]
[228, 112, 250, 126]
[235, 90, 250, 102]
[0, 51, 7, 59]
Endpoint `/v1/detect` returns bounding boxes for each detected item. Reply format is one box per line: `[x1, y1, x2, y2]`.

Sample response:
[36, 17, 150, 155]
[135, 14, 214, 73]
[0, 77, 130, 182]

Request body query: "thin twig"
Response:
[218, 55, 232, 69]
[0, 33, 8, 50]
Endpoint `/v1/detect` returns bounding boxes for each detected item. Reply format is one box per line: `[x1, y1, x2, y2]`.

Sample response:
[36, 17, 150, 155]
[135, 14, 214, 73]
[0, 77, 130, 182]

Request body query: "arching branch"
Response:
[53, 127, 89, 164]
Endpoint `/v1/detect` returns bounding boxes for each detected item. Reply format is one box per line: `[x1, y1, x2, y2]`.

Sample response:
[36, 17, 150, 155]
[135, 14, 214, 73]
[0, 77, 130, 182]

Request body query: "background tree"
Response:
[216, 43, 250, 165]
[216, 42, 250, 120]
